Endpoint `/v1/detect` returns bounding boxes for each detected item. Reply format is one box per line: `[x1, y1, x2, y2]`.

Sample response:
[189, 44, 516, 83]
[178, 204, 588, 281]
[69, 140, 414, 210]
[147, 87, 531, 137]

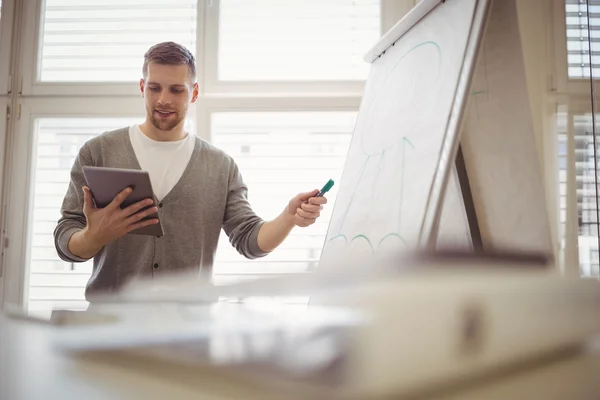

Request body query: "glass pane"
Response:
[27, 117, 195, 317]
[565, 1, 600, 79]
[29, 117, 141, 316]
[558, 110, 600, 278]
[218, 0, 380, 81]
[211, 112, 355, 284]
[38, 0, 197, 82]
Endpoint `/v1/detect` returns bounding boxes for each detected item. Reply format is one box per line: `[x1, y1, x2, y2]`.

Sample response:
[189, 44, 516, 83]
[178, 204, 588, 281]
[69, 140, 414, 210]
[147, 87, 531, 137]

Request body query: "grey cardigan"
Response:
[54, 127, 268, 300]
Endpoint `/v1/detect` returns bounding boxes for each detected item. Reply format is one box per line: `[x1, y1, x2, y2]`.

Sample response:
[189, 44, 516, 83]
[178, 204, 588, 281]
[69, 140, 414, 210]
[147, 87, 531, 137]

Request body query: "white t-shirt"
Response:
[129, 124, 195, 201]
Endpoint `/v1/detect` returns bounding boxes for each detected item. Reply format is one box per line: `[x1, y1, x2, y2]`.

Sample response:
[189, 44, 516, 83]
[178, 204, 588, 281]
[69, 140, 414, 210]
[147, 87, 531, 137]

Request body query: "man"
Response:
[54, 41, 327, 301]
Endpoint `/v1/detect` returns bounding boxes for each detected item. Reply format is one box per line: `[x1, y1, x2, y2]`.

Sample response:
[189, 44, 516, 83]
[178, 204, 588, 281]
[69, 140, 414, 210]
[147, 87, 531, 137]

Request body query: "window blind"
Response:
[39, 0, 197, 82]
[556, 111, 600, 278]
[218, 0, 380, 80]
[211, 112, 354, 285]
[565, 0, 600, 79]
[27, 114, 353, 315]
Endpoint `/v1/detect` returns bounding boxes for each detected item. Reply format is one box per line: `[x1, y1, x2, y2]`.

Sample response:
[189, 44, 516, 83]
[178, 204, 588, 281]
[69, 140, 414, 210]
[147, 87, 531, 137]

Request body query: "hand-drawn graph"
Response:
[320, 40, 443, 265]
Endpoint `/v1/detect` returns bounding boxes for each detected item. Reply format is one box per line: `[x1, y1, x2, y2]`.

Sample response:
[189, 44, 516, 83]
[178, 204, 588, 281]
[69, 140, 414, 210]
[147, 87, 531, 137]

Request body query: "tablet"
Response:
[82, 166, 164, 237]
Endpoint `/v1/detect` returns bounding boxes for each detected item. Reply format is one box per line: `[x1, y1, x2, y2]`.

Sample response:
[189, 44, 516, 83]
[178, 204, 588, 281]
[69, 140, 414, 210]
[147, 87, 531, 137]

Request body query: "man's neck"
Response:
[139, 121, 187, 142]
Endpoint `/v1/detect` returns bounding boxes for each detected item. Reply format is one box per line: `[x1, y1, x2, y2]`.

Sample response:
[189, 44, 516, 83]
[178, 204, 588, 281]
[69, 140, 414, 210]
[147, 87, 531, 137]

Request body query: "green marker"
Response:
[316, 179, 334, 197]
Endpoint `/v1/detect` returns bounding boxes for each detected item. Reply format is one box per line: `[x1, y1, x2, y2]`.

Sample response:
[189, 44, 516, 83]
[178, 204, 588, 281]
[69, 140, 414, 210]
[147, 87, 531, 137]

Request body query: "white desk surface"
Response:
[1, 314, 600, 400]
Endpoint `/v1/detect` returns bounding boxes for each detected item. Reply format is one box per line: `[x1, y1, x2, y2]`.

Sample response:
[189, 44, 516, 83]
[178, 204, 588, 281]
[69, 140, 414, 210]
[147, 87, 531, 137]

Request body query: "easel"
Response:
[320, 0, 555, 267]
[436, 0, 554, 263]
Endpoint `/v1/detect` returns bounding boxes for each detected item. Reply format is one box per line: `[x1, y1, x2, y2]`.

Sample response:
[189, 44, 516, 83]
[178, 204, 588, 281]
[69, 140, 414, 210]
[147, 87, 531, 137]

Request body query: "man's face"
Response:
[140, 63, 198, 132]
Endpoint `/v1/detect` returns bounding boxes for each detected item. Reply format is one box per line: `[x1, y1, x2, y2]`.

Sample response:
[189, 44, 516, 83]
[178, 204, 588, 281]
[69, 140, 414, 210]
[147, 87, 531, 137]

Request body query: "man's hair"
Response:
[142, 41, 196, 80]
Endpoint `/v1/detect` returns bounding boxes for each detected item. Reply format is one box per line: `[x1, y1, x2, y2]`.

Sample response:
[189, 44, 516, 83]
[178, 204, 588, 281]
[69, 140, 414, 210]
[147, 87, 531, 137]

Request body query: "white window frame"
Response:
[548, 0, 598, 274]
[18, 0, 207, 97]
[0, 98, 8, 305]
[0, 0, 15, 95]
[2, 0, 415, 309]
[19, 0, 407, 97]
[552, 0, 600, 96]
[554, 98, 600, 277]
[0, 0, 16, 307]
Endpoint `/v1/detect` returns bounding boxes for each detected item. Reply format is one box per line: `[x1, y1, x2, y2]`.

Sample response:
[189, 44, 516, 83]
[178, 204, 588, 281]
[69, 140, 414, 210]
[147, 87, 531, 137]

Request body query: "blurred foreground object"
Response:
[39, 249, 600, 399]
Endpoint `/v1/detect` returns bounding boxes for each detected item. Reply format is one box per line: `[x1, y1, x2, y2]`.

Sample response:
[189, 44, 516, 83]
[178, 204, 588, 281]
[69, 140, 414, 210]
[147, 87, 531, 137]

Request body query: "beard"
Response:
[149, 109, 184, 131]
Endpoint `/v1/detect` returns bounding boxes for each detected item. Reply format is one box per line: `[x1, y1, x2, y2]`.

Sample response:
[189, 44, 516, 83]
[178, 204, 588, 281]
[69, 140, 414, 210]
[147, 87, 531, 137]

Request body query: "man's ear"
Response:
[139, 79, 145, 97]
[191, 82, 199, 103]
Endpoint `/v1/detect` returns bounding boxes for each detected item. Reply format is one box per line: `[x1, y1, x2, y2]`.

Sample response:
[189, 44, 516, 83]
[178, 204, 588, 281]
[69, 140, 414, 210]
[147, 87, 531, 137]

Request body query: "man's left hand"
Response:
[286, 189, 328, 227]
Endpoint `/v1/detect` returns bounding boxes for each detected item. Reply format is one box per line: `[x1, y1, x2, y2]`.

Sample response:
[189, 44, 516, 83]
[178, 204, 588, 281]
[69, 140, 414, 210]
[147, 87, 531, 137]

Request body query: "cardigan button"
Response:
[153, 263, 159, 269]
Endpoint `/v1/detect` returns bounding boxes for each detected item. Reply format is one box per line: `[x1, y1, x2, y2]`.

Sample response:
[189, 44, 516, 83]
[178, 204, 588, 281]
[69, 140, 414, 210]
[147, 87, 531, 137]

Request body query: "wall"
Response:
[516, 0, 560, 264]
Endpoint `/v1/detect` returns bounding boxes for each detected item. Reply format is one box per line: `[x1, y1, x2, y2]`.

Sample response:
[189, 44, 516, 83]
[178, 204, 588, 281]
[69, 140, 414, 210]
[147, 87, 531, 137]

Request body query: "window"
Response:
[22, 112, 352, 316]
[2, 0, 392, 315]
[0, 0, 11, 94]
[211, 112, 354, 284]
[218, 0, 380, 81]
[27, 117, 198, 315]
[591, 249, 600, 277]
[0, 101, 6, 303]
[557, 111, 600, 277]
[0, 0, 10, 304]
[38, 0, 197, 82]
[565, 0, 600, 79]
[28, 117, 142, 314]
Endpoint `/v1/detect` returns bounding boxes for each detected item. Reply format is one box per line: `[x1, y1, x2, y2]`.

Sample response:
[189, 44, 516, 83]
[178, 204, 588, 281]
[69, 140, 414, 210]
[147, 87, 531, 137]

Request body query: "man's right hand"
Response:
[67, 186, 159, 259]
